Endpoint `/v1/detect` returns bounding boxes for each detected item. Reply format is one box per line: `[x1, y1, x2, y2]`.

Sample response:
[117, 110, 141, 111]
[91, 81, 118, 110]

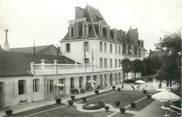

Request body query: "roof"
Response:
[61, 5, 144, 48]
[10, 44, 61, 55]
[0, 51, 75, 77]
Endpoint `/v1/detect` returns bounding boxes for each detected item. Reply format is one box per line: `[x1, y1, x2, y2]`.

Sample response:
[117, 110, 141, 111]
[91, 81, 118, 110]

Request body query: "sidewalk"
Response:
[0, 86, 113, 117]
[133, 100, 163, 117]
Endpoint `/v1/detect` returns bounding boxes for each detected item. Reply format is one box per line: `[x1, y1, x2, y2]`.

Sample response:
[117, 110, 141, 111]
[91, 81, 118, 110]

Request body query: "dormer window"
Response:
[70, 27, 74, 37]
[102, 27, 107, 38]
[110, 30, 114, 39]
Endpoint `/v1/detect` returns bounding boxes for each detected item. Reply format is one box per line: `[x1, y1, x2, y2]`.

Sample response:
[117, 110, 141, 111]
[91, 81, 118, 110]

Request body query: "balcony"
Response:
[30, 59, 122, 76]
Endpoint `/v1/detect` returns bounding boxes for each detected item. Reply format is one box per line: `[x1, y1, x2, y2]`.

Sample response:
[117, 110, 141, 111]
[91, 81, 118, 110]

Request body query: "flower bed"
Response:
[82, 102, 105, 110]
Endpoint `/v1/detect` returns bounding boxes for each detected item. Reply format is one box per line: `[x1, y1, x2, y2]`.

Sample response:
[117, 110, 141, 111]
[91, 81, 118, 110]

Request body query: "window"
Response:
[100, 58, 103, 68]
[110, 44, 112, 53]
[100, 41, 103, 52]
[70, 27, 74, 36]
[104, 58, 107, 68]
[104, 43, 107, 52]
[134, 47, 138, 56]
[84, 58, 89, 64]
[115, 59, 117, 68]
[65, 43, 70, 53]
[79, 77, 83, 88]
[58, 79, 64, 90]
[18, 80, 26, 95]
[70, 78, 74, 89]
[110, 59, 112, 68]
[83, 41, 89, 52]
[119, 46, 121, 54]
[83, 25, 87, 36]
[118, 59, 120, 67]
[33, 79, 39, 92]
[93, 75, 97, 81]
[122, 44, 126, 54]
[50, 80, 53, 93]
[115, 45, 117, 54]
[102, 28, 107, 37]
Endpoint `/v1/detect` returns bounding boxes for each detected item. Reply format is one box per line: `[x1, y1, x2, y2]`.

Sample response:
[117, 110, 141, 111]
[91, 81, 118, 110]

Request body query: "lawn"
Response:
[128, 98, 154, 111]
[27, 106, 112, 117]
[84, 90, 146, 108]
[112, 112, 134, 117]
[13, 90, 148, 117]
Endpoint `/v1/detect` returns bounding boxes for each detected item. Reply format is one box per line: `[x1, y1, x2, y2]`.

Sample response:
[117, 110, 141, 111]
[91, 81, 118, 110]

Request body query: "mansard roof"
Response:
[0, 51, 75, 77]
[62, 5, 144, 48]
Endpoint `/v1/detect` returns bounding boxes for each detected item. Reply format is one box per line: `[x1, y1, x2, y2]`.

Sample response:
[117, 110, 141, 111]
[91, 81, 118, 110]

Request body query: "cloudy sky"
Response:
[0, 0, 181, 51]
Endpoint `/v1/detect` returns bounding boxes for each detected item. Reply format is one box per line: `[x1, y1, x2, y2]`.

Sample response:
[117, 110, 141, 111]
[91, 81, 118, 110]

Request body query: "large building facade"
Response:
[0, 5, 146, 108]
[60, 5, 146, 85]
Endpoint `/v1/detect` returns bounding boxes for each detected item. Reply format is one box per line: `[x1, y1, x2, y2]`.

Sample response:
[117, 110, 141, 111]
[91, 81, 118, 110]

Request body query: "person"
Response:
[131, 85, 135, 90]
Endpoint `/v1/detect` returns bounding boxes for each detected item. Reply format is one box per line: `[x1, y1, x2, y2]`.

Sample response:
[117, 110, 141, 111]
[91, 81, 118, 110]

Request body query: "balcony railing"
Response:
[30, 59, 122, 75]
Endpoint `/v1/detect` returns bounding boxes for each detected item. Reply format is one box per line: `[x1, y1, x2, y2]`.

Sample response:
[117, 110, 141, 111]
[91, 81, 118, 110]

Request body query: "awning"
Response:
[55, 83, 64, 87]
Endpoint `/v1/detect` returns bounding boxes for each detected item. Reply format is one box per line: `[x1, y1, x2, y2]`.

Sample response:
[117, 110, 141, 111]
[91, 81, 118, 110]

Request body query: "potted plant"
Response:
[115, 101, 120, 107]
[68, 100, 74, 106]
[120, 107, 126, 113]
[143, 89, 147, 94]
[82, 97, 87, 103]
[71, 95, 75, 100]
[147, 94, 152, 99]
[117, 87, 121, 92]
[56, 98, 62, 104]
[5, 109, 13, 116]
[130, 102, 136, 108]
[104, 106, 110, 112]
[95, 90, 99, 94]
[112, 86, 116, 90]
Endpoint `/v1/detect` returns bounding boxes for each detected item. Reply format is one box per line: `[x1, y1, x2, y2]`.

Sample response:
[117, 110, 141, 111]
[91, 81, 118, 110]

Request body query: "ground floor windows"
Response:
[70, 78, 75, 89]
[18, 80, 26, 95]
[33, 79, 39, 92]
[79, 77, 83, 88]
[46, 80, 53, 93]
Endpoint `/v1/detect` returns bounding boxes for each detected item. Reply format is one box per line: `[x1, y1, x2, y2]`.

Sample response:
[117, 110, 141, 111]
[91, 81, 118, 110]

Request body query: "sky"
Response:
[0, 0, 181, 51]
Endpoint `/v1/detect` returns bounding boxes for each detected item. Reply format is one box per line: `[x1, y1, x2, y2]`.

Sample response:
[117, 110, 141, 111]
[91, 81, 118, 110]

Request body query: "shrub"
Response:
[82, 97, 87, 103]
[117, 88, 121, 92]
[143, 90, 147, 94]
[112, 86, 116, 90]
[104, 106, 110, 112]
[83, 102, 105, 110]
[130, 102, 136, 108]
[68, 100, 74, 106]
[120, 107, 126, 113]
[95, 90, 99, 94]
[56, 98, 61, 104]
[5, 110, 13, 116]
[115, 101, 120, 107]
[71, 96, 75, 100]
[147, 94, 151, 99]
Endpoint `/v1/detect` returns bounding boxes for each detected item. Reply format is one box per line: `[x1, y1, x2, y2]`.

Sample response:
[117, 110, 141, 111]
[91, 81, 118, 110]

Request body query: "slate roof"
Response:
[11, 44, 54, 54]
[0, 51, 75, 77]
[62, 5, 144, 48]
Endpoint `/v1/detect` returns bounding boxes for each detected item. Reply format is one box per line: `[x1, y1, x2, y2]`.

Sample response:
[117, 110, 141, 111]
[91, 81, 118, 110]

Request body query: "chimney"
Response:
[113, 29, 117, 42]
[3, 29, 10, 51]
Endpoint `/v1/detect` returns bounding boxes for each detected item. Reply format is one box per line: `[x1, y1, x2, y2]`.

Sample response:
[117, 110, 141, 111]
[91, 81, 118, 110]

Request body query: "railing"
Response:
[30, 60, 122, 75]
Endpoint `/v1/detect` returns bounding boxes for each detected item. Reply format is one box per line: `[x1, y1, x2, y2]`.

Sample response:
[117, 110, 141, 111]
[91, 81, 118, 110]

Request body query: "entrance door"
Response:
[0, 82, 5, 108]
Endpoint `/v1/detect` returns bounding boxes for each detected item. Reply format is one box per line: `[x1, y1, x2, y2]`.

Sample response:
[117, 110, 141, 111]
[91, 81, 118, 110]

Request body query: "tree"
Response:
[142, 55, 162, 76]
[156, 31, 181, 86]
[121, 58, 132, 87]
[131, 59, 143, 78]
